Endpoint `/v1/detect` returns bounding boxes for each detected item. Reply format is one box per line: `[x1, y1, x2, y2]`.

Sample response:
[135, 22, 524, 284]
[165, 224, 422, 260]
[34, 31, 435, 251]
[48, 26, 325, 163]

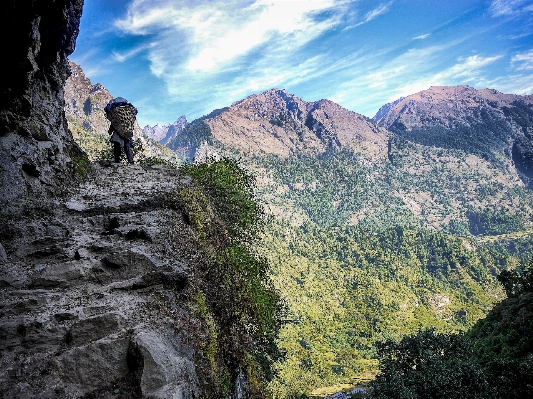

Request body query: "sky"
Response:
[71, 0, 533, 128]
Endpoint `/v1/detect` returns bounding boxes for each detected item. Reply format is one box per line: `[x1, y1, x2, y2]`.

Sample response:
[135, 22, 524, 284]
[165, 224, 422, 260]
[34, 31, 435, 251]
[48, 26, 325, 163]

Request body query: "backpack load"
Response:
[105, 97, 138, 139]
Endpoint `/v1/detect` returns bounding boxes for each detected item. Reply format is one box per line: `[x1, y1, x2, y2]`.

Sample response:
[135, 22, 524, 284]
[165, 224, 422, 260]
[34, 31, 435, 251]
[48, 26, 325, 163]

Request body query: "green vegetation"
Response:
[70, 156, 90, 181]
[367, 261, 533, 398]
[176, 159, 282, 397]
[389, 108, 511, 161]
[370, 329, 491, 399]
[466, 206, 525, 236]
[180, 159, 264, 240]
[210, 144, 533, 397]
[265, 221, 506, 398]
[170, 96, 533, 397]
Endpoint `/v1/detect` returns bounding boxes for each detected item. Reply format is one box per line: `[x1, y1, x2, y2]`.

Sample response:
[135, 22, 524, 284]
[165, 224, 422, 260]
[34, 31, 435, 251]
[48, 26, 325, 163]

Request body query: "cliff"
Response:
[0, 0, 85, 210]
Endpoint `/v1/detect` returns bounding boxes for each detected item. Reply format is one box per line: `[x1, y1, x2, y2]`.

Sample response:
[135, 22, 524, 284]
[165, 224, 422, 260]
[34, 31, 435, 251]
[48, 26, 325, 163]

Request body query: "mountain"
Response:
[169, 88, 389, 161]
[375, 85, 533, 185]
[143, 116, 188, 145]
[374, 85, 533, 130]
[171, 87, 532, 234]
[166, 86, 533, 396]
[64, 60, 114, 135]
[373, 96, 404, 121]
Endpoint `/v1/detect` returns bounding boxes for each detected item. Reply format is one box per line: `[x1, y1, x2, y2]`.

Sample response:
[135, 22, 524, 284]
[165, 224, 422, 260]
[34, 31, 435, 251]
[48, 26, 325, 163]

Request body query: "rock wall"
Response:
[0, 164, 205, 398]
[0, 0, 85, 209]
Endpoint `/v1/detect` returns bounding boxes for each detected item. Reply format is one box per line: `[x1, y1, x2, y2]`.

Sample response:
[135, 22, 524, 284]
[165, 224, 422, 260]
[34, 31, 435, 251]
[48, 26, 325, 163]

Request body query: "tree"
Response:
[370, 329, 491, 399]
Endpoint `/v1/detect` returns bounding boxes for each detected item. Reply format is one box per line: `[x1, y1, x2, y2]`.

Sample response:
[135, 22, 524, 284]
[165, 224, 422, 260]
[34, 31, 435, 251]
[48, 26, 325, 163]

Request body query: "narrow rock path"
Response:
[0, 163, 205, 399]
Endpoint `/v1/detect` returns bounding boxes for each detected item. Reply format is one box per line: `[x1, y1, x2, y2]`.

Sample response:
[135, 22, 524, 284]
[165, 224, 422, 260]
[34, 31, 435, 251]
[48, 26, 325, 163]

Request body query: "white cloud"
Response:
[345, 1, 392, 29]
[112, 44, 152, 62]
[114, 0, 350, 102]
[328, 42, 505, 117]
[413, 33, 430, 40]
[363, 2, 392, 22]
[512, 49, 533, 70]
[491, 74, 533, 95]
[490, 0, 533, 17]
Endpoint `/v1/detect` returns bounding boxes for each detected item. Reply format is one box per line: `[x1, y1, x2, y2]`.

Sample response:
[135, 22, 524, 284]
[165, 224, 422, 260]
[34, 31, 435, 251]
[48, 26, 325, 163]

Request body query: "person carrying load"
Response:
[104, 97, 138, 164]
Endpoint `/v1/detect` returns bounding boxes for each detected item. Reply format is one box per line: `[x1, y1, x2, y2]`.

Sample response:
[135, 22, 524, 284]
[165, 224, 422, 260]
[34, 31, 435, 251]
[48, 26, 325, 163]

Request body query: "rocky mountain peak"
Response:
[176, 88, 389, 160]
[142, 115, 188, 145]
[375, 85, 533, 130]
[64, 60, 113, 134]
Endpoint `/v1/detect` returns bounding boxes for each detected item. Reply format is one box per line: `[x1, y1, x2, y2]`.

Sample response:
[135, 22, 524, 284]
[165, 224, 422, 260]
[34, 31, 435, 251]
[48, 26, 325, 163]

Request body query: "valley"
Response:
[65, 63, 533, 397]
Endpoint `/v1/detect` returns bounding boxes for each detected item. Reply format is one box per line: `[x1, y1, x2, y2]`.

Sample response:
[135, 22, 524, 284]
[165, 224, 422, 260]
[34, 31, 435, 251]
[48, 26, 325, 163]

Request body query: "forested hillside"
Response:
[65, 78, 533, 397]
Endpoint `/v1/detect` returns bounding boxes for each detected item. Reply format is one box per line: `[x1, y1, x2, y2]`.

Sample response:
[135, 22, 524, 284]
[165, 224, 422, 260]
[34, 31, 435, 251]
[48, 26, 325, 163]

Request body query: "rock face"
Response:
[170, 88, 389, 161]
[143, 116, 188, 145]
[0, 0, 85, 209]
[374, 85, 533, 185]
[0, 163, 206, 398]
[64, 60, 114, 135]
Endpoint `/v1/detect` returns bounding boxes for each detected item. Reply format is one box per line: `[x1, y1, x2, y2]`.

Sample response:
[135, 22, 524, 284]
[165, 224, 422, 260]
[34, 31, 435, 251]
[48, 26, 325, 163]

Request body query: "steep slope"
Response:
[375, 85, 533, 130]
[170, 88, 389, 161]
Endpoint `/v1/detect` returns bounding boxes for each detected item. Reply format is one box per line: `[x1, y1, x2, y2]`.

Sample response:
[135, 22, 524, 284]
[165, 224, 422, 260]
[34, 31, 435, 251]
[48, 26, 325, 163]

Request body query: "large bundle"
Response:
[106, 105, 137, 139]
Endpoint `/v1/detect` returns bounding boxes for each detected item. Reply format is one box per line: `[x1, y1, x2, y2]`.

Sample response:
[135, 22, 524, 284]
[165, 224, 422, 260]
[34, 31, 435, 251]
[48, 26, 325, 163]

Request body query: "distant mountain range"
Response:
[142, 116, 188, 145]
[165, 85, 533, 234]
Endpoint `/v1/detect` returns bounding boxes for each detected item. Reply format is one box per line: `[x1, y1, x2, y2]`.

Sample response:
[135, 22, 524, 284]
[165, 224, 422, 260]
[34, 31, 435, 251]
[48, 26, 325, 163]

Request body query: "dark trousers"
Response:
[113, 139, 134, 164]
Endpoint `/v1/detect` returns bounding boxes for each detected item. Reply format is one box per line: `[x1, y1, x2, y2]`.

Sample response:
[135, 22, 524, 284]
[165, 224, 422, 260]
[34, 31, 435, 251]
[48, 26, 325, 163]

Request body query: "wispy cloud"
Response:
[328, 40, 504, 118]
[112, 44, 152, 63]
[114, 0, 350, 106]
[512, 49, 533, 70]
[490, 0, 533, 17]
[413, 33, 430, 40]
[346, 1, 393, 29]
[363, 2, 392, 22]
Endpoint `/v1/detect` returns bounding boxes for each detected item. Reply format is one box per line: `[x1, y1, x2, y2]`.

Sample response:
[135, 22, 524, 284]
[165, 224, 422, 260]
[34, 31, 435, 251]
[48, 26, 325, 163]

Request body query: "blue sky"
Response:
[71, 0, 533, 127]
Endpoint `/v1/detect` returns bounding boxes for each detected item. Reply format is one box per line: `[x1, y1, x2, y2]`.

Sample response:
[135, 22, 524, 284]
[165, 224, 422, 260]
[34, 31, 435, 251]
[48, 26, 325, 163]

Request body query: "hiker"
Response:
[104, 97, 138, 164]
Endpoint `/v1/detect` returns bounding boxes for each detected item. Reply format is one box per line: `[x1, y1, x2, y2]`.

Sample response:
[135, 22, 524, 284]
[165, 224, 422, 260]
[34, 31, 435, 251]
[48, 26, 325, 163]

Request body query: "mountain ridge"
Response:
[142, 116, 188, 145]
[169, 88, 389, 164]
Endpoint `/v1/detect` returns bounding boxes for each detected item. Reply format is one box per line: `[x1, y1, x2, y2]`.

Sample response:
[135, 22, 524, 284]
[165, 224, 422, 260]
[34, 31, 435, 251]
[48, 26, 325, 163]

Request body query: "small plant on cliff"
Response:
[70, 156, 90, 181]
